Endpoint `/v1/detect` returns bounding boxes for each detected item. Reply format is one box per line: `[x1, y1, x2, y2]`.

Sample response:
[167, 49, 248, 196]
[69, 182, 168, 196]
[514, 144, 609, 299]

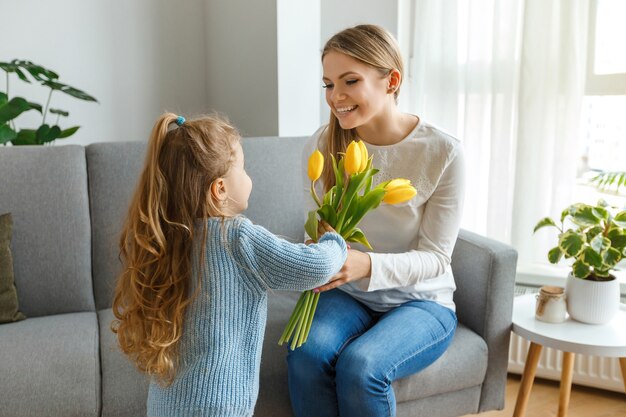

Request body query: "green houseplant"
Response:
[590, 170, 626, 194]
[0, 59, 97, 145]
[534, 201, 626, 323]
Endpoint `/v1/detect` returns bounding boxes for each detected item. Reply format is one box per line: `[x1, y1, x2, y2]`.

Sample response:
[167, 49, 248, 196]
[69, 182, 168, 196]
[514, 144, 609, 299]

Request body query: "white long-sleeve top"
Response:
[302, 120, 465, 312]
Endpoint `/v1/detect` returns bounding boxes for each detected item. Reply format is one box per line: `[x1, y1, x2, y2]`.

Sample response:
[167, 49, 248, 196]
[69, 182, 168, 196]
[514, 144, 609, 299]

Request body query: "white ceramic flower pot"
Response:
[565, 273, 620, 324]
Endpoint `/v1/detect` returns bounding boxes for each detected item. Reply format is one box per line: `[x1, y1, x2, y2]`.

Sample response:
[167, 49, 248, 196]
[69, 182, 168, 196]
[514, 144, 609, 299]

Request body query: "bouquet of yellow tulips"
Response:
[278, 140, 417, 350]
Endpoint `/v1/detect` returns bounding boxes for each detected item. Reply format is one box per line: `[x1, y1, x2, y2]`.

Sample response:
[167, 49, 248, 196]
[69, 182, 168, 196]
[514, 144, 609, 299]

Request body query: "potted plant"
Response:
[0, 59, 97, 145]
[534, 201, 626, 324]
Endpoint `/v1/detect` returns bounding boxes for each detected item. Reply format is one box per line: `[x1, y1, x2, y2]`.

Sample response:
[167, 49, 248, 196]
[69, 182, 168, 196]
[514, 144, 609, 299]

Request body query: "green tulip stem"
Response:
[310, 182, 322, 208]
[300, 291, 320, 347]
[293, 290, 314, 350]
[278, 292, 307, 345]
[290, 291, 310, 350]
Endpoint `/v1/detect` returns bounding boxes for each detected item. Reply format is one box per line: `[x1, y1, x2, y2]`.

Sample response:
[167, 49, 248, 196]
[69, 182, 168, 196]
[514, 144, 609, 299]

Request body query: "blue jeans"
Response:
[287, 289, 457, 417]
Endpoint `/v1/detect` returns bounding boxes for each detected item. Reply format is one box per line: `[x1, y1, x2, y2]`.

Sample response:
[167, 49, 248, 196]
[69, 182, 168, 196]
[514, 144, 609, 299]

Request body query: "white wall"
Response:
[319, 0, 400, 124]
[0, 0, 208, 145]
[277, 0, 320, 137]
[204, 0, 278, 137]
[1, 0, 401, 143]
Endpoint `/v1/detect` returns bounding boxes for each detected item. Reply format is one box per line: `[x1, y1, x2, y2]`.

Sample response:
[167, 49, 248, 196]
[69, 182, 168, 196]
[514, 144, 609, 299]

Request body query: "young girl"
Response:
[287, 25, 465, 417]
[111, 113, 347, 417]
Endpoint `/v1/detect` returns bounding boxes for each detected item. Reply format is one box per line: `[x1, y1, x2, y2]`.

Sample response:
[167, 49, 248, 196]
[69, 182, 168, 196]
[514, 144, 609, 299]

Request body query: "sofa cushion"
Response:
[256, 292, 488, 416]
[86, 142, 147, 310]
[0, 312, 100, 417]
[98, 308, 150, 417]
[0, 145, 94, 317]
[0, 212, 26, 323]
[392, 325, 487, 402]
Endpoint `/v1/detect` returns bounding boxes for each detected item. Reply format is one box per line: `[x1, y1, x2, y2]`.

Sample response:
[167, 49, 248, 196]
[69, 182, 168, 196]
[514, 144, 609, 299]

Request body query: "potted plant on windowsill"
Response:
[534, 201, 626, 324]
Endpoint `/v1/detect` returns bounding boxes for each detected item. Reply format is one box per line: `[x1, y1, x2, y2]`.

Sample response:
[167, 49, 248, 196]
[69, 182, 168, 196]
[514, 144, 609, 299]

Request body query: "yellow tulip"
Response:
[308, 150, 324, 182]
[383, 179, 417, 204]
[344, 141, 362, 175]
[357, 140, 368, 172]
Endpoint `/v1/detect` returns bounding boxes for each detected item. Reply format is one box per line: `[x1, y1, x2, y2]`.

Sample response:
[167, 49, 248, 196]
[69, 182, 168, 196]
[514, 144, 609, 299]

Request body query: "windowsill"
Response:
[516, 262, 626, 295]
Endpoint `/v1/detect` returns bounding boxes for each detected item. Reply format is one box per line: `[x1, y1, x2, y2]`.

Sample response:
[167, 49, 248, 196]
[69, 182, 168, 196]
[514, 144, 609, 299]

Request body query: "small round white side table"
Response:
[511, 294, 626, 417]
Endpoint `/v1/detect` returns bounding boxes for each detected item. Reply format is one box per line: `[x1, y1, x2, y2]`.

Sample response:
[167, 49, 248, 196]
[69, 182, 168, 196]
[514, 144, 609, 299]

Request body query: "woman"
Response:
[287, 24, 466, 417]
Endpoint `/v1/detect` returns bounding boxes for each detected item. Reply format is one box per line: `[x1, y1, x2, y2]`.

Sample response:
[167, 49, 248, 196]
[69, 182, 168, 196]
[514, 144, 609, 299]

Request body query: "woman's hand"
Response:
[314, 249, 371, 292]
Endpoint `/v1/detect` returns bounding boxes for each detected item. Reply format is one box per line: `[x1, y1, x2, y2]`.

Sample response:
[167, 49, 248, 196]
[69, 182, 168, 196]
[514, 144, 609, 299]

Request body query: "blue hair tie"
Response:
[175, 116, 185, 126]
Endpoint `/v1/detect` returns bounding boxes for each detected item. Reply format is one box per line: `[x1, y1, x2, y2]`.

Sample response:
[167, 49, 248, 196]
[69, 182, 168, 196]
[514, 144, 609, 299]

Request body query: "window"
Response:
[574, 0, 626, 208]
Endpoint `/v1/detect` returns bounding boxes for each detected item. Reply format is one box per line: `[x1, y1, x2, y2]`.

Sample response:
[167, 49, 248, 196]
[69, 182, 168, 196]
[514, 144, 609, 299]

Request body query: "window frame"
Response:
[585, 0, 626, 95]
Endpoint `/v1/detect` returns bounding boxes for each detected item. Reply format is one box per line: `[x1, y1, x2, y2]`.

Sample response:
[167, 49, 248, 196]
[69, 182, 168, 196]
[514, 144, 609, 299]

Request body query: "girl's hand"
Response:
[317, 220, 336, 237]
[306, 220, 337, 245]
[314, 249, 371, 292]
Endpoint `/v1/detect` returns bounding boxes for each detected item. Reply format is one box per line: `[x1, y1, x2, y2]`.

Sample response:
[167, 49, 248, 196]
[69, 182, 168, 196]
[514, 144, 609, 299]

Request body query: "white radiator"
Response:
[508, 288, 625, 393]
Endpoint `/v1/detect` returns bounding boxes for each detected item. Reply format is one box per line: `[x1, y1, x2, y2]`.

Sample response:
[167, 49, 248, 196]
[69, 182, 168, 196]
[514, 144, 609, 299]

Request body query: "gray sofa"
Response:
[0, 137, 517, 417]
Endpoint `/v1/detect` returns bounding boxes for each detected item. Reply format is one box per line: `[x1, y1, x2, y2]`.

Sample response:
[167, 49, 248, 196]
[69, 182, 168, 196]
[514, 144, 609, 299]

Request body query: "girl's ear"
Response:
[210, 178, 227, 203]
[387, 69, 401, 94]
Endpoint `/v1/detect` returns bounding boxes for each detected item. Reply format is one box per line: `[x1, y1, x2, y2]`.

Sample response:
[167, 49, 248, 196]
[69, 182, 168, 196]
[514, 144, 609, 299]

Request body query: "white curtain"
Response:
[403, 0, 589, 267]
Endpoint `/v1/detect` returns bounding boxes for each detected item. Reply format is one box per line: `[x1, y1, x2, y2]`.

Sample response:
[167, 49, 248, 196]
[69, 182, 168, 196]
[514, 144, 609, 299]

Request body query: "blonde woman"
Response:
[111, 113, 347, 417]
[287, 25, 465, 417]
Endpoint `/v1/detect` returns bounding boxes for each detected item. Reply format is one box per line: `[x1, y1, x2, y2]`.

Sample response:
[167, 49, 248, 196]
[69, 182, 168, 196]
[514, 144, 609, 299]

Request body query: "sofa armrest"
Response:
[451, 229, 518, 412]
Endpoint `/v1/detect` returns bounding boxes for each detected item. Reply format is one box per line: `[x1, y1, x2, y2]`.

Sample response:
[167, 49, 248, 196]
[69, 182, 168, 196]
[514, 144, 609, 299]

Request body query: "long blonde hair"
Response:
[111, 112, 240, 385]
[320, 24, 405, 192]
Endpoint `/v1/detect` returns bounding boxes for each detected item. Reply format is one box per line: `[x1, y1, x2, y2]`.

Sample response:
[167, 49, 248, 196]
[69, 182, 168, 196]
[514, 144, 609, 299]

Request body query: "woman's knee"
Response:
[335, 347, 387, 391]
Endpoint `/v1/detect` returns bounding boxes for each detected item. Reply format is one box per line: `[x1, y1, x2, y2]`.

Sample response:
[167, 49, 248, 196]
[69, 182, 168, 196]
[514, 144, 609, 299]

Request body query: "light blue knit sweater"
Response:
[147, 216, 347, 417]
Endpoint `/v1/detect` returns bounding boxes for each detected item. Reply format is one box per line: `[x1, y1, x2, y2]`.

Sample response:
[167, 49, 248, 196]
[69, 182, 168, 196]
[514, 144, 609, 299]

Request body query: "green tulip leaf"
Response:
[558, 230, 584, 258]
[304, 210, 318, 242]
[323, 186, 334, 206]
[332, 184, 343, 211]
[346, 228, 372, 250]
[317, 204, 337, 228]
[533, 217, 557, 233]
[547, 246, 563, 264]
[0, 124, 17, 144]
[0, 92, 7, 106]
[343, 188, 386, 233]
[330, 154, 342, 189]
[572, 260, 590, 279]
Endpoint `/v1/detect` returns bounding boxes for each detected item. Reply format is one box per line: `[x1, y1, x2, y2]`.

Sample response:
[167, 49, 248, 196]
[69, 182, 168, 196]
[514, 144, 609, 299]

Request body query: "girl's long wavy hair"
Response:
[320, 24, 405, 192]
[111, 112, 240, 386]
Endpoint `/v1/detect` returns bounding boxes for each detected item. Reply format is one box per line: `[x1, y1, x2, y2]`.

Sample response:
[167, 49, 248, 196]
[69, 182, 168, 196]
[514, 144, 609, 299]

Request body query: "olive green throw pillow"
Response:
[0, 213, 26, 323]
